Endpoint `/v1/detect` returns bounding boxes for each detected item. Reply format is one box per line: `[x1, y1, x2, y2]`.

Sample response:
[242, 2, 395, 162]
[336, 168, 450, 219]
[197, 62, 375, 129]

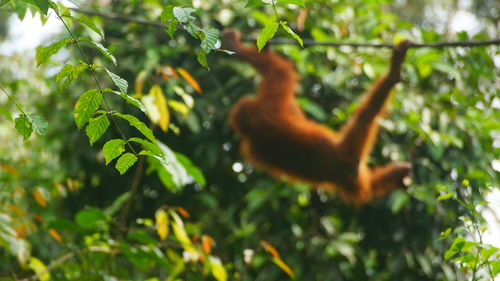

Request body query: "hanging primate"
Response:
[222, 29, 412, 205]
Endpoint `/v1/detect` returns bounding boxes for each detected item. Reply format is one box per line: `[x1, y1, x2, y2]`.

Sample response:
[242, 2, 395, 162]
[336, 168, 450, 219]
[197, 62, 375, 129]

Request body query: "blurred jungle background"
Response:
[0, 0, 499, 280]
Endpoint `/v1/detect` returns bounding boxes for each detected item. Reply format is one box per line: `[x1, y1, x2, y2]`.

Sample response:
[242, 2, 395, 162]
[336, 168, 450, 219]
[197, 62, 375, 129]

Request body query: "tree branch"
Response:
[70, 7, 500, 49]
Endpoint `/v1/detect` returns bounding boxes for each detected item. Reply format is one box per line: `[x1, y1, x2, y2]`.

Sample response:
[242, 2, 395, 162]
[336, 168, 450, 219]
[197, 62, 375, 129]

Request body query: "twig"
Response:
[118, 156, 145, 230]
[69, 7, 500, 49]
[49, 4, 137, 155]
[0, 85, 27, 115]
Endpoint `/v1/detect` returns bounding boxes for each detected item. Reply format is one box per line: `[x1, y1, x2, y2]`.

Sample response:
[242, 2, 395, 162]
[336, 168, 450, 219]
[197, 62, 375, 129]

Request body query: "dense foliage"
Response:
[0, 0, 499, 280]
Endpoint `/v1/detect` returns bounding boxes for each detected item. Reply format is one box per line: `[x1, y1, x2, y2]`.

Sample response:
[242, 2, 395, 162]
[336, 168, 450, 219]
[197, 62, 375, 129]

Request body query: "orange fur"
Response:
[223, 29, 412, 205]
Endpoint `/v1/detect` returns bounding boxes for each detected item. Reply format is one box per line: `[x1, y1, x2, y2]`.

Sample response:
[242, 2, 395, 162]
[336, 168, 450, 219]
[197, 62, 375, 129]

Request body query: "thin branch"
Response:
[0, 85, 27, 115]
[118, 156, 145, 231]
[49, 4, 137, 155]
[69, 7, 500, 49]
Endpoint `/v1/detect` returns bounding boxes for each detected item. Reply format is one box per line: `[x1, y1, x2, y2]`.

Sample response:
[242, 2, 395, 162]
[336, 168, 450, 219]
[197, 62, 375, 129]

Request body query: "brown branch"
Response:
[69, 7, 500, 49]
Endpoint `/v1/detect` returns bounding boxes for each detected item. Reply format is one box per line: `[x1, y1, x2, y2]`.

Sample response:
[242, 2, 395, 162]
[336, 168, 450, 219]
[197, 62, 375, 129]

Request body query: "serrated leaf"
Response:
[77, 14, 104, 38]
[79, 37, 117, 66]
[129, 137, 162, 155]
[102, 139, 126, 165]
[277, 0, 305, 7]
[160, 5, 175, 23]
[33, 0, 49, 15]
[115, 153, 138, 174]
[200, 28, 219, 54]
[55, 63, 88, 90]
[257, 22, 279, 51]
[36, 38, 73, 66]
[105, 69, 128, 94]
[86, 114, 110, 145]
[280, 21, 303, 47]
[27, 114, 48, 136]
[245, 0, 266, 8]
[105, 89, 145, 112]
[114, 113, 155, 142]
[74, 89, 102, 129]
[15, 114, 33, 140]
[173, 7, 195, 23]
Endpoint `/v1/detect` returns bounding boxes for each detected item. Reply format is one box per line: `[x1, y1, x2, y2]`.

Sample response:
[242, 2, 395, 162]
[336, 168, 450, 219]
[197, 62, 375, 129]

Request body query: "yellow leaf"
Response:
[33, 189, 47, 208]
[261, 240, 280, 258]
[168, 100, 190, 116]
[155, 209, 169, 240]
[7, 204, 24, 216]
[145, 85, 170, 132]
[134, 70, 147, 95]
[209, 256, 227, 281]
[272, 257, 296, 279]
[28, 257, 51, 281]
[177, 67, 202, 93]
[169, 210, 192, 246]
[48, 229, 62, 243]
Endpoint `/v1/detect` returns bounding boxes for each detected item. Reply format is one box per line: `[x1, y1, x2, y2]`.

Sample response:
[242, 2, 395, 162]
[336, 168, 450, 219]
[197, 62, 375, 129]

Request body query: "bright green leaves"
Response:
[105, 69, 128, 94]
[103, 139, 126, 165]
[280, 21, 303, 47]
[257, 22, 279, 51]
[86, 114, 110, 145]
[257, 21, 303, 51]
[79, 38, 117, 66]
[173, 7, 196, 23]
[76, 14, 105, 39]
[115, 153, 138, 175]
[15, 114, 32, 140]
[74, 89, 102, 129]
[278, 0, 305, 7]
[245, 0, 266, 8]
[113, 113, 155, 142]
[200, 28, 220, 54]
[36, 38, 73, 66]
[15, 113, 48, 140]
[55, 62, 88, 90]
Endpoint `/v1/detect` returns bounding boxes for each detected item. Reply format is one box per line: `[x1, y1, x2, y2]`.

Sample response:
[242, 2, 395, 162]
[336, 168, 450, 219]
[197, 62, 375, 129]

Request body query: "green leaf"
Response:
[105, 69, 128, 94]
[257, 22, 279, 51]
[245, 0, 267, 8]
[79, 37, 117, 66]
[27, 114, 48, 136]
[115, 153, 138, 175]
[74, 89, 102, 129]
[175, 152, 206, 187]
[15, 114, 33, 140]
[86, 114, 110, 145]
[36, 38, 73, 66]
[209, 257, 228, 281]
[129, 137, 162, 155]
[102, 139, 126, 165]
[0, 0, 11, 8]
[105, 89, 145, 112]
[200, 28, 219, 54]
[160, 5, 175, 23]
[444, 237, 466, 260]
[280, 21, 303, 47]
[114, 113, 155, 142]
[197, 51, 208, 67]
[77, 15, 105, 38]
[437, 192, 454, 201]
[75, 208, 107, 229]
[277, 0, 305, 7]
[173, 7, 195, 23]
[33, 0, 49, 15]
[55, 63, 88, 90]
